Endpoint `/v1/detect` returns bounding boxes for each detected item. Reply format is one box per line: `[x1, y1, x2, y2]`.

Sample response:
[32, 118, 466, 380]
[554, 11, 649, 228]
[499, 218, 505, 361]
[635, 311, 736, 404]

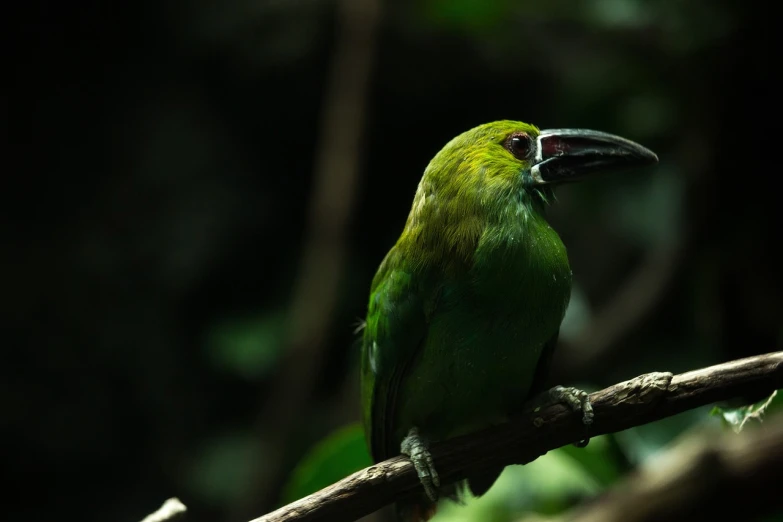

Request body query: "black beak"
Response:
[531, 128, 658, 185]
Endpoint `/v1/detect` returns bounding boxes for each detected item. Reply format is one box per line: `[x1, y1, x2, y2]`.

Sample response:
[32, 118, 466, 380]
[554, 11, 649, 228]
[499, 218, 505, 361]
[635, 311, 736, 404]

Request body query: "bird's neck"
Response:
[398, 182, 563, 275]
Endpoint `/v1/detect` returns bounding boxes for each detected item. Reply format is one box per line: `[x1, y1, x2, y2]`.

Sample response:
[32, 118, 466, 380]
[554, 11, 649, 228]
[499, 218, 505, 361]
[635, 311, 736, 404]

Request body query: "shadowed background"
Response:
[6, 0, 780, 521]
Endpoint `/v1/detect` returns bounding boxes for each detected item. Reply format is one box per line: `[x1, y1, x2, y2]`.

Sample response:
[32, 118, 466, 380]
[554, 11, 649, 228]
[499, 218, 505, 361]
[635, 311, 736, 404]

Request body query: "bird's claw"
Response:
[534, 385, 593, 447]
[401, 427, 440, 502]
[548, 385, 594, 425]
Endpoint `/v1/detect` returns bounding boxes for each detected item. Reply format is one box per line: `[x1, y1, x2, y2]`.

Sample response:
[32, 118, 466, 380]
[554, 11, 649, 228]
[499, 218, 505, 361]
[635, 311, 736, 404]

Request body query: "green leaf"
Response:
[558, 434, 624, 487]
[586, 0, 652, 28]
[433, 447, 604, 521]
[423, 0, 511, 32]
[204, 311, 286, 380]
[281, 423, 373, 505]
[710, 390, 780, 433]
[614, 408, 709, 464]
[187, 431, 263, 507]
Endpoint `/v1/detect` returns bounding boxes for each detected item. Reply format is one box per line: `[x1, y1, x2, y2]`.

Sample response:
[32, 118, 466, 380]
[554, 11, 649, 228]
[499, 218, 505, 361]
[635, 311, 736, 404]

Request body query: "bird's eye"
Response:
[505, 133, 532, 160]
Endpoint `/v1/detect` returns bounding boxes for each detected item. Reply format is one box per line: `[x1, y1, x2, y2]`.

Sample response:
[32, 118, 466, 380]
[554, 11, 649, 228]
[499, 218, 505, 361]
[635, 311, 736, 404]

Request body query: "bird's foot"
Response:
[535, 385, 593, 447]
[548, 385, 594, 425]
[401, 427, 440, 502]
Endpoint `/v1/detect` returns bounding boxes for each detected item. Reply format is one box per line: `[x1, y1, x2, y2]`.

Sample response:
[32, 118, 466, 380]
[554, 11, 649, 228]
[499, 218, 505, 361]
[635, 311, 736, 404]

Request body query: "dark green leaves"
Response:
[281, 423, 373, 505]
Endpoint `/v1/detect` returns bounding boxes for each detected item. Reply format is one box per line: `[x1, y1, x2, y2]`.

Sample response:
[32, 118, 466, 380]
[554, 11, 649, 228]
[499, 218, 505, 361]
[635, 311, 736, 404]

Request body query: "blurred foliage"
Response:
[187, 431, 264, 507]
[432, 435, 627, 521]
[205, 310, 286, 381]
[7, 0, 779, 520]
[612, 408, 715, 465]
[711, 390, 781, 434]
[435, 449, 603, 522]
[281, 423, 372, 505]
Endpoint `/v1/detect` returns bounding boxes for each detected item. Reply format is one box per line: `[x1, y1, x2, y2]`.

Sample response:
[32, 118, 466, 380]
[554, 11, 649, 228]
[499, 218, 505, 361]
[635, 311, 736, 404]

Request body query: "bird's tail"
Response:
[466, 466, 503, 498]
[394, 498, 438, 522]
[394, 470, 502, 521]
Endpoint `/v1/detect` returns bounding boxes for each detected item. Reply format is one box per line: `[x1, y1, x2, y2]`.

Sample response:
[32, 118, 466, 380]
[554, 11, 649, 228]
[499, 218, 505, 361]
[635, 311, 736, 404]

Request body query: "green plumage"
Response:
[359, 120, 656, 517]
[361, 120, 569, 462]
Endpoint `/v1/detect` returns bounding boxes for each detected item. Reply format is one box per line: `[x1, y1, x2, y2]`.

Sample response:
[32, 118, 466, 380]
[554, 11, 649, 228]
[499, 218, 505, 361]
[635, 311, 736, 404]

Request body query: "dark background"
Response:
[6, 1, 780, 521]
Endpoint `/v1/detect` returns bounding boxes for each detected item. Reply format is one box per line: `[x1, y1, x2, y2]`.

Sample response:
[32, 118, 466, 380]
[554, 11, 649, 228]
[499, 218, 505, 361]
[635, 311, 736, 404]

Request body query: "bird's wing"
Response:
[527, 330, 560, 398]
[466, 330, 561, 498]
[361, 247, 431, 462]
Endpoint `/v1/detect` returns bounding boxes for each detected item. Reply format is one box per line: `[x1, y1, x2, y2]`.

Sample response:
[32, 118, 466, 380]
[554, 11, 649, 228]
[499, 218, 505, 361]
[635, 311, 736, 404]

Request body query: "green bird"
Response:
[360, 120, 657, 520]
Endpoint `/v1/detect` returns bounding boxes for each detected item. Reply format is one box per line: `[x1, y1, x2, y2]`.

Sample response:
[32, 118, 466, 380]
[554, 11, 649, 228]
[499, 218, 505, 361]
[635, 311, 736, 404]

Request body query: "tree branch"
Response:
[140, 498, 187, 522]
[252, 351, 783, 522]
[556, 411, 783, 522]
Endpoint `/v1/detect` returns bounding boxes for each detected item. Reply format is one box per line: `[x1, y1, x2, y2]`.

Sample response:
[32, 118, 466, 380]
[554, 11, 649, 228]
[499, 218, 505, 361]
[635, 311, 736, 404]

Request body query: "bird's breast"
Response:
[394, 214, 572, 441]
[470, 216, 572, 318]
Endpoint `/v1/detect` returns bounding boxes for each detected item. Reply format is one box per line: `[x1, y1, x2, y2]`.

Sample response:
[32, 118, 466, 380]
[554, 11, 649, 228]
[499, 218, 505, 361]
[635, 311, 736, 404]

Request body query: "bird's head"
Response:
[421, 120, 658, 210]
[400, 120, 657, 263]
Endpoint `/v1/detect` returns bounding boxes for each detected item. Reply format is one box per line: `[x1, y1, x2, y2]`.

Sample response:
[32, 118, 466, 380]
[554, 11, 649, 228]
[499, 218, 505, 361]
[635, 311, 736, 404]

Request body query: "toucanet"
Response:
[360, 120, 657, 520]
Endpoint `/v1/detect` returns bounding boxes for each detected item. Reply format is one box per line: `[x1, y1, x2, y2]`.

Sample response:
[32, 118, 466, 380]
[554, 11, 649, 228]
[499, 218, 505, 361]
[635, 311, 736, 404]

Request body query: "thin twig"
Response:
[252, 352, 783, 522]
[735, 389, 776, 433]
[140, 498, 187, 522]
